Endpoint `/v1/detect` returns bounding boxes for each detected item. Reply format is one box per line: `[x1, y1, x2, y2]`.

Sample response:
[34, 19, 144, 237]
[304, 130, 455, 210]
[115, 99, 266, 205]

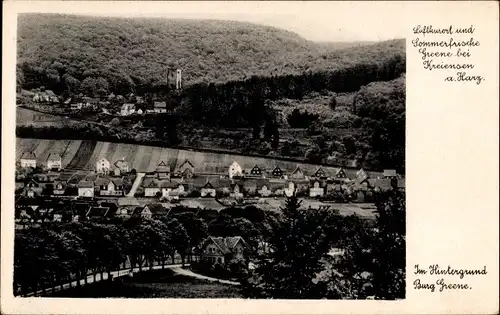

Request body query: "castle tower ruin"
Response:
[176, 69, 182, 90]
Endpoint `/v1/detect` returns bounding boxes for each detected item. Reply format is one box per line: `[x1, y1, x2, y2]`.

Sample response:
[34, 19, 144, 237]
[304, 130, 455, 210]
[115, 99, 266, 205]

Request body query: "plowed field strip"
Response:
[66, 141, 97, 170]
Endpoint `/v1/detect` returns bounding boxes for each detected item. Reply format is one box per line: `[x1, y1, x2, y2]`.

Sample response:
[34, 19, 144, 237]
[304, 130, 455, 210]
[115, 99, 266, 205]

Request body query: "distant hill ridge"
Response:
[17, 14, 405, 93]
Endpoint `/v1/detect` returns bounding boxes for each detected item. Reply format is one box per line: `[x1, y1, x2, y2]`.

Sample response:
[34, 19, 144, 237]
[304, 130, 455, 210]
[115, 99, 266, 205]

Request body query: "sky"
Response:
[45, 1, 407, 42]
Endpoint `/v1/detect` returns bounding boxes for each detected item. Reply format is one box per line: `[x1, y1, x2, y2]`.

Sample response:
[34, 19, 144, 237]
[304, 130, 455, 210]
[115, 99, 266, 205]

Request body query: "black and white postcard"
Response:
[1, 1, 498, 314]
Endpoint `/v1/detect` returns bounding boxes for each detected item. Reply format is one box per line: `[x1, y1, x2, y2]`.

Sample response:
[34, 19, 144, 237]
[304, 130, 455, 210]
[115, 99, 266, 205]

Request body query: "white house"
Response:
[114, 158, 130, 175]
[230, 183, 244, 198]
[309, 181, 325, 197]
[46, 153, 62, 170]
[78, 180, 94, 198]
[257, 185, 272, 197]
[20, 152, 37, 168]
[96, 158, 111, 175]
[228, 161, 243, 179]
[201, 182, 216, 197]
[144, 180, 161, 197]
[284, 181, 296, 197]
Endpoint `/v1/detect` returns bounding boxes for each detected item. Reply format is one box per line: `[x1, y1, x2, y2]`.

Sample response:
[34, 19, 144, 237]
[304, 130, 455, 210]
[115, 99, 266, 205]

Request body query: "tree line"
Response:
[15, 189, 405, 299]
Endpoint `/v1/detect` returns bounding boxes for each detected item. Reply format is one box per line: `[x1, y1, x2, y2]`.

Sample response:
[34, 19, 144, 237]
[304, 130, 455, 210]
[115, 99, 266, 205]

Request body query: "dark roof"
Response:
[203, 181, 215, 189]
[383, 169, 397, 177]
[207, 236, 247, 255]
[21, 152, 36, 160]
[78, 180, 94, 188]
[177, 159, 194, 170]
[86, 207, 110, 217]
[111, 178, 124, 187]
[143, 178, 160, 188]
[95, 177, 110, 186]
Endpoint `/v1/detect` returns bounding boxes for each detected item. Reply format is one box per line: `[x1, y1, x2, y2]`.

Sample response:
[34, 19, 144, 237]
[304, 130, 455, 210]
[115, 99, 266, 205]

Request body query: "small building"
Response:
[335, 168, 347, 178]
[132, 205, 153, 219]
[230, 183, 244, 198]
[77, 180, 94, 198]
[228, 161, 243, 179]
[120, 103, 136, 116]
[20, 152, 37, 168]
[114, 158, 130, 175]
[46, 153, 62, 170]
[357, 168, 368, 181]
[271, 165, 284, 178]
[383, 169, 398, 178]
[309, 180, 325, 197]
[200, 236, 249, 265]
[249, 165, 263, 177]
[290, 166, 305, 180]
[201, 181, 216, 197]
[256, 179, 272, 197]
[96, 178, 124, 196]
[153, 101, 167, 113]
[175, 159, 195, 178]
[156, 161, 171, 180]
[53, 181, 66, 196]
[284, 181, 296, 197]
[143, 178, 161, 197]
[313, 167, 328, 179]
[96, 158, 111, 175]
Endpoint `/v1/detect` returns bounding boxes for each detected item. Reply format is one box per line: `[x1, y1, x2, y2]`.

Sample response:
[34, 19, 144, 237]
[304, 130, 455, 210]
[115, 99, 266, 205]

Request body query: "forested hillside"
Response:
[16, 14, 406, 173]
[17, 14, 404, 95]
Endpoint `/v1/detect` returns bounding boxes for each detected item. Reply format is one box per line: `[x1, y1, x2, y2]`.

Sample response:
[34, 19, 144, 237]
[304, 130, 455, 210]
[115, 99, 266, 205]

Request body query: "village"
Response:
[24, 69, 184, 117]
[15, 148, 405, 226]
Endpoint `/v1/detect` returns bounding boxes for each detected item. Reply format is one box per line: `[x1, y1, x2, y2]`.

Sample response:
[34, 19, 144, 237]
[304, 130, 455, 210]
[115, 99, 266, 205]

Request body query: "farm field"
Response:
[16, 107, 80, 127]
[16, 138, 382, 178]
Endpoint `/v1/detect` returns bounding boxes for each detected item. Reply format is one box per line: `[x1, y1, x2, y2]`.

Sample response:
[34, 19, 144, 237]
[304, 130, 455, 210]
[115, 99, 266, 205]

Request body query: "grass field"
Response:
[16, 107, 79, 127]
[16, 138, 379, 178]
[46, 269, 243, 298]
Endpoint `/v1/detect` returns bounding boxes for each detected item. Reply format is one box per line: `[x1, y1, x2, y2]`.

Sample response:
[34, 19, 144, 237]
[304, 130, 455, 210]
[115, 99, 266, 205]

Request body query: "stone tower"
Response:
[176, 69, 182, 90]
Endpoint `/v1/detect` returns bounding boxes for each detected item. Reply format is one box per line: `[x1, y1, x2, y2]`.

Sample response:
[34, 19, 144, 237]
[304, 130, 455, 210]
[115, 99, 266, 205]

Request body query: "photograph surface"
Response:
[13, 12, 406, 299]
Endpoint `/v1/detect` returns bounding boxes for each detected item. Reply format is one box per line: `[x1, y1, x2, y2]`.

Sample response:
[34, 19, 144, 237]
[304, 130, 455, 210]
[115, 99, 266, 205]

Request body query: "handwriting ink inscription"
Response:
[412, 25, 485, 84]
[413, 264, 487, 293]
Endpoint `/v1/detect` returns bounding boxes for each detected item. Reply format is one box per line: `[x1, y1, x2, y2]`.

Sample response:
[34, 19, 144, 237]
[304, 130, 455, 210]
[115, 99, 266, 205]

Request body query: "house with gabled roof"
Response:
[46, 153, 62, 170]
[77, 180, 94, 198]
[96, 158, 111, 175]
[132, 205, 153, 219]
[313, 167, 328, 179]
[230, 182, 244, 198]
[96, 177, 124, 196]
[53, 181, 66, 196]
[290, 166, 305, 179]
[383, 169, 397, 178]
[142, 178, 162, 197]
[356, 168, 368, 181]
[174, 159, 195, 178]
[156, 161, 171, 180]
[114, 157, 130, 176]
[201, 181, 216, 197]
[255, 178, 272, 197]
[248, 165, 264, 177]
[200, 236, 249, 265]
[335, 168, 347, 178]
[309, 180, 326, 198]
[270, 165, 284, 178]
[20, 152, 37, 168]
[228, 161, 243, 179]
